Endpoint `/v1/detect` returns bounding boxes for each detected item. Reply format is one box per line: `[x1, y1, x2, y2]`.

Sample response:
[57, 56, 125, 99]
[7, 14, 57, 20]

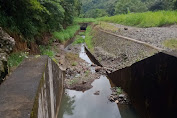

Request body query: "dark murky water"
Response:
[59, 35, 140, 118]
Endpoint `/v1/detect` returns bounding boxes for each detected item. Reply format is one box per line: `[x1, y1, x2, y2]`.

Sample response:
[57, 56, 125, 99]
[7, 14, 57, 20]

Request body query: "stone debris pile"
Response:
[0, 27, 15, 82]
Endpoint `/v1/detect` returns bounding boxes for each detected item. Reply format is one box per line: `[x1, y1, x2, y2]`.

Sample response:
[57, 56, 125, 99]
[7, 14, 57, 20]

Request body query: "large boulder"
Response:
[0, 27, 15, 82]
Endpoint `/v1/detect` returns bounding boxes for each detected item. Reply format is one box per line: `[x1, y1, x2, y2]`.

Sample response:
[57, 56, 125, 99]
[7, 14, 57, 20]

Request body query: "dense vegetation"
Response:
[81, 0, 177, 18]
[0, 0, 82, 41]
[99, 11, 177, 27]
[53, 25, 80, 42]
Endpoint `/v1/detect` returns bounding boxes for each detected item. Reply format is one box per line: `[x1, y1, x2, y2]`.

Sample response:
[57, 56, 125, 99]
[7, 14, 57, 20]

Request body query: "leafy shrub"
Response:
[42, 1, 65, 32]
[0, 0, 81, 41]
[0, 0, 49, 39]
[53, 25, 80, 42]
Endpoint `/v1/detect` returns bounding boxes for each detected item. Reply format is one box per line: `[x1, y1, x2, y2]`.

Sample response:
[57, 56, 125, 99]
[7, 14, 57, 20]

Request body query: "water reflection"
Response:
[58, 92, 75, 118]
[60, 35, 140, 118]
[118, 105, 140, 118]
[79, 43, 95, 74]
[58, 76, 121, 118]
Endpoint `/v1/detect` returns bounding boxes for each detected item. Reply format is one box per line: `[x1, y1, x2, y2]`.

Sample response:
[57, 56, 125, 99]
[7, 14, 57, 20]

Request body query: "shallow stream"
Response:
[58, 35, 139, 118]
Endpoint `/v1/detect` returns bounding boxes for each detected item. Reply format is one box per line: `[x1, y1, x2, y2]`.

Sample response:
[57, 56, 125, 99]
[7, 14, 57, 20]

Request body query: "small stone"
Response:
[56, 55, 60, 57]
[91, 64, 96, 67]
[124, 28, 128, 30]
[94, 91, 100, 95]
[82, 81, 87, 84]
[119, 94, 125, 99]
[95, 66, 102, 72]
[115, 100, 119, 104]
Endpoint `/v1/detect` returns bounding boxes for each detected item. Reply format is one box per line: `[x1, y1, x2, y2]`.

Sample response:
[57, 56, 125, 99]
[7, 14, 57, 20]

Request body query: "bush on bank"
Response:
[0, 0, 81, 41]
[53, 25, 80, 42]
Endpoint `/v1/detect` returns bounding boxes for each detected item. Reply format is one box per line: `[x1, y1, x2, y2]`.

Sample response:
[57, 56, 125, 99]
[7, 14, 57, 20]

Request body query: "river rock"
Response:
[94, 91, 100, 95]
[95, 66, 102, 72]
[0, 27, 15, 82]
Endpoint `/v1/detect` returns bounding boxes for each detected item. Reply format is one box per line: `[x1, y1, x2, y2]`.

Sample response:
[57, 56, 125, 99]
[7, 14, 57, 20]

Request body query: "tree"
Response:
[115, 0, 147, 14]
[174, 0, 177, 9]
[85, 9, 109, 18]
[149, 0, 176, 11]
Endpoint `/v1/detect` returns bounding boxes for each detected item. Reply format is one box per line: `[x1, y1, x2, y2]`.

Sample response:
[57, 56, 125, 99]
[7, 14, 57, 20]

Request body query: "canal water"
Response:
[58, 35, 139, 118]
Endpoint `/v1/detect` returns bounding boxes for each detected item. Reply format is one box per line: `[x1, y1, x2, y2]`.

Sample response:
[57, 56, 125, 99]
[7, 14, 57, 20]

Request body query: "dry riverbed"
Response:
[100, 22, 177, 51]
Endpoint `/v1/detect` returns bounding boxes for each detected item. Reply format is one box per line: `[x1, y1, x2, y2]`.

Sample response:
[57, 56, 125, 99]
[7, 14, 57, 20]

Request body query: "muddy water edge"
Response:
[58, 32, 140, 118]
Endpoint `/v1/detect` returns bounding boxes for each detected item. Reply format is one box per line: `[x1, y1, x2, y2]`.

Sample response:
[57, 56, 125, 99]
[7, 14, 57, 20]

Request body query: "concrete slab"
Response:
[0, 56, 48, 118]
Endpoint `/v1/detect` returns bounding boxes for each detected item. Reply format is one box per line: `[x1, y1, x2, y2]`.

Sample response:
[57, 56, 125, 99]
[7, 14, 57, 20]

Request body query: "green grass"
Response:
[39, 45, 55, 58]
[85, 26, 94, 50]
[98, 11, 177, 27]
[7, 52, 28, 68]
[74, 17, 97, 23]
[72, 62, 77, 66]
[53, 25, 80, 42]
[163, 39, 177, 50]
[79, 32, 85, 35]
[73, 35, 85, 44]
[116, 87, 123, 94]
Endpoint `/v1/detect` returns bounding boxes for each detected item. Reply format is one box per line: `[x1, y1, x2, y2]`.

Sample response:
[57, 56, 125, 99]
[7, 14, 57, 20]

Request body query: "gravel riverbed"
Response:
[111, 23, 177, 51]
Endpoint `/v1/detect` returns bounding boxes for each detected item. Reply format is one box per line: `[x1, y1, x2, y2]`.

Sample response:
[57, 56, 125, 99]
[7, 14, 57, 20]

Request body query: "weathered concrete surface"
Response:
[108, 51, 177, 118]
[92, 27, 158, 71]
[0, 27, 15, 82]
[0, 56, 64, 118]
[85, 47, 102, 67]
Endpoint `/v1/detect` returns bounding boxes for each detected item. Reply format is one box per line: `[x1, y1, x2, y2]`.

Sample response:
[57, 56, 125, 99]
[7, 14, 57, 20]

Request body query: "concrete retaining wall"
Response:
[0, 56, 64, 118]
[108, 51, 177, 118]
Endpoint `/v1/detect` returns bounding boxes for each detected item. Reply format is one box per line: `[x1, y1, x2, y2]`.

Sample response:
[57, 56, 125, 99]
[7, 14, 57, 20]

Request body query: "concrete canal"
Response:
[58, 35, 140, 118]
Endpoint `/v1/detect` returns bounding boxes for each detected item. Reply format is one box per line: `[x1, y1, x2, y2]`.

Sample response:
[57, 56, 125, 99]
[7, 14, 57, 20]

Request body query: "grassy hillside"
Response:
[98, 11, 177, 27]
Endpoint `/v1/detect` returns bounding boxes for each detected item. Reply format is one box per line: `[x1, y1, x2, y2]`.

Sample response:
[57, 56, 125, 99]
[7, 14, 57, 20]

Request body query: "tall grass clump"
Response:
[73, 35, 85, 44]
[74, 18, 97, 23]
[85, 26, 93, 50]
[53, 25, 80, 42]
[7, 52, 28, 68]
[39, 45, 55, 58]
[99, 11, 177, 27]
[163, 39, 177, 50]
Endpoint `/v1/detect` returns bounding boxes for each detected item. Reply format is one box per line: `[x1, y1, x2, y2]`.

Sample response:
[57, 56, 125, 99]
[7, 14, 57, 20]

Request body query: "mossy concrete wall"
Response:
[0, 56, 64, 118]
[108, 51, 177, 118]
